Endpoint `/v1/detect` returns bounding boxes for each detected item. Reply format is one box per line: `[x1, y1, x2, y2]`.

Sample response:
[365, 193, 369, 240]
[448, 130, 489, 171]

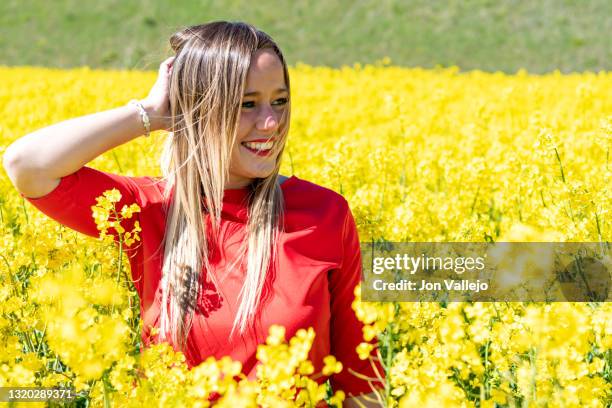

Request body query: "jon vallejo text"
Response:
[372, 278, 489, 293]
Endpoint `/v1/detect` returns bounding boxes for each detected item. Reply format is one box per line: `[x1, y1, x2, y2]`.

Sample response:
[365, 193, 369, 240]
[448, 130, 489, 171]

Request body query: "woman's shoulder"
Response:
[282, 175, 350, 214]
[127, 175, 169, 208]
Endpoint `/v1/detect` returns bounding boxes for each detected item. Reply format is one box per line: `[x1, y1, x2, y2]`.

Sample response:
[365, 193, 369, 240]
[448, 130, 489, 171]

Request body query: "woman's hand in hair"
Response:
[142, 56, 176, 131]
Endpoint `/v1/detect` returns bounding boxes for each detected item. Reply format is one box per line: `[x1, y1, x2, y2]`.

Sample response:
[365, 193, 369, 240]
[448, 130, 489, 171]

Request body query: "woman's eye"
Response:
[241, 98, 288, 109]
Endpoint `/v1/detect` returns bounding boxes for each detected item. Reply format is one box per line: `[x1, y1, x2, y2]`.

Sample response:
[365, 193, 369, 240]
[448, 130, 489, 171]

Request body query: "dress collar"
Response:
[219, 176, 298, 223]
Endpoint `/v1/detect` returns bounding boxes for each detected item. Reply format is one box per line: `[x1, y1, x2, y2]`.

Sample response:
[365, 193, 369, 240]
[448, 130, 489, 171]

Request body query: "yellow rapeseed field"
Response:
[0, 63, 610, 407]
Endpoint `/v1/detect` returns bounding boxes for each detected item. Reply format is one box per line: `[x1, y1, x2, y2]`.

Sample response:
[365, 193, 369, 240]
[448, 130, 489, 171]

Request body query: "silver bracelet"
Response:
[128, 99, 151, 138]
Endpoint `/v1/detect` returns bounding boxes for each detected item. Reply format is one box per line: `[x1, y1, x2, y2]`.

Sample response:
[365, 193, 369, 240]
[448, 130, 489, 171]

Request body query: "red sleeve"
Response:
[328, 202, 385, 397]
[20, 165, 146, 250]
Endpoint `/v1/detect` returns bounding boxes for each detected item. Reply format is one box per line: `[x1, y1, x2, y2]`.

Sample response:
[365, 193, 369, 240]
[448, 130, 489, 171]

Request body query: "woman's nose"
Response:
[256, 105, 279, 131]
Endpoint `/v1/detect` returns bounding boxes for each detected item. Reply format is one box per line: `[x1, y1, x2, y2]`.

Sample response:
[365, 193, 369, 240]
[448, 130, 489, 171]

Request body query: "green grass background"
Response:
[1, 0, 610, 73]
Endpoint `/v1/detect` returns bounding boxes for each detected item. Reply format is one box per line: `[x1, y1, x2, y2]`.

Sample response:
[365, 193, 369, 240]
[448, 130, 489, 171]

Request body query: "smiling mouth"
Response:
[241, 141, 274, 156]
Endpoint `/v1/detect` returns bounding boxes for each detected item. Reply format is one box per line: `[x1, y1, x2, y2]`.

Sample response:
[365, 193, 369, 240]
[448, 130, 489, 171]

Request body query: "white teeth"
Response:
[242, 141, 273, 150]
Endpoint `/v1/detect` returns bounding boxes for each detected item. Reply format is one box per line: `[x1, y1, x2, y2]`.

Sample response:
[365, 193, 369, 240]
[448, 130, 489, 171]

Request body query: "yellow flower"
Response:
[121, 203, 141, 219]
[322, 355, 343, 376]
[356, 342, 375, 361]
[266, 325, 286, 346]
[103, 188, 122, 203]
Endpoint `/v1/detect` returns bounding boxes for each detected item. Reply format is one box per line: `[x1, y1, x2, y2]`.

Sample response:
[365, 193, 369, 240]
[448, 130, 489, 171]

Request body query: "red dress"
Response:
[21, 165, 384, 398]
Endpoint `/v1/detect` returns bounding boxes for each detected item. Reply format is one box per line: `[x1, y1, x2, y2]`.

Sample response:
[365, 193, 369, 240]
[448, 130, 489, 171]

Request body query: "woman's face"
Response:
[227, 48, 289, 189]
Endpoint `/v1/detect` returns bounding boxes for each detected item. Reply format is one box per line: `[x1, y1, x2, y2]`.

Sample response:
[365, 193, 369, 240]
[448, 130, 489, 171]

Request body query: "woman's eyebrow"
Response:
[243, 88, 288, 96]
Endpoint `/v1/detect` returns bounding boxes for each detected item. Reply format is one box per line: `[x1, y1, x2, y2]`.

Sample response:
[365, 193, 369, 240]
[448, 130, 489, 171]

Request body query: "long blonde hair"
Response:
[155, 21, 291, 352]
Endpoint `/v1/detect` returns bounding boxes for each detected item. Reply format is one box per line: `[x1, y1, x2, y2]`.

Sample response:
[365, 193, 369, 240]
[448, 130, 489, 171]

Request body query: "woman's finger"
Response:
[158, 57, 175, 78]
[158, 56, 174, 73]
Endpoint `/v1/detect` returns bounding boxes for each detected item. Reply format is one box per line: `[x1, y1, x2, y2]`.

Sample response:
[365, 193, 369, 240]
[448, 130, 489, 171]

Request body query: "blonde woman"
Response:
[4, 21, 384, 406]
